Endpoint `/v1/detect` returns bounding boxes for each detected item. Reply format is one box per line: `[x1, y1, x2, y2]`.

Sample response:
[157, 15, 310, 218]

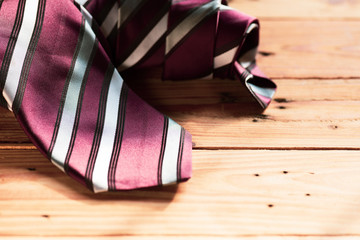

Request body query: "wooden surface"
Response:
[1, 0, 360, 238]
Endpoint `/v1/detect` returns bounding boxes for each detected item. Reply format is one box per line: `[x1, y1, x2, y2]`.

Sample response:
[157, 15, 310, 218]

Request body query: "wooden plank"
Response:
[0, 110, 29, 144]
[270, 79, 360, 101]
[258, 21, 360, 79]
[229, 0, 360, 19]
[1, 149, 360, 236]
[0, 238, 360, 240]
[180, 101, 360, 149]
[1, 79, 360, 149]
[3, 100, 360, 149]
[1, 238, 360, 240]
[126, 77, 360, 104]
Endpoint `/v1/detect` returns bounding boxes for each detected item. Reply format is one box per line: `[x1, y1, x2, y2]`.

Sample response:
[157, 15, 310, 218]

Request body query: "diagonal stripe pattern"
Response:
[0, 0, 275, 192]
[87, 0, 276, 108]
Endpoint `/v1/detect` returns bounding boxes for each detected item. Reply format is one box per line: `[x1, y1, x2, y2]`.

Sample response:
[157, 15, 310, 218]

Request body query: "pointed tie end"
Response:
[246, 79, 277, 109]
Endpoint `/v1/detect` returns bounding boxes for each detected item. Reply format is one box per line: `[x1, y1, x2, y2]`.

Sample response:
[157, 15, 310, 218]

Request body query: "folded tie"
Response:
[86, 0, 277, 107]
[0, 0, 276, 192]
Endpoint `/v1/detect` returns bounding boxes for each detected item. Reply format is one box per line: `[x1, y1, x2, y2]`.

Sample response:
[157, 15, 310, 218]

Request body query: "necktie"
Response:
[0, 0, 276, 192]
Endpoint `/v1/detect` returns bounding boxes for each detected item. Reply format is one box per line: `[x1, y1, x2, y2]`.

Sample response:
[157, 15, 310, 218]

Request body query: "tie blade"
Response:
[62, 82, 193, 193]
[246, 80, 276, 108]
[0, 0, 193, 193]
[89, 117, 192, 193]
[234, 61, 276, 109]
[157, 122, 192, 188]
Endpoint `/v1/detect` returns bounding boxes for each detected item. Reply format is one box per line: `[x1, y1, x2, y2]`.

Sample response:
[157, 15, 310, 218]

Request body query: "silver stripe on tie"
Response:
[92, 70, 124, 193]
[2, 0, 40, 111]
[100, 1, 119, 37]
[219, 4, 233, 11]
[161, 118, 182, 185]
[165, 0, 219, 55]
[214, 46, 238, 69]
[75, 0, 88, 6]
[118, 0, 143, 29]
[247, 83, 275, 99]
[119, 12, 169, 70]
[246, 23, 258, 34]
[51, 21, 96, 171]
[239, 47, 258, 68]
[80, 5, 93, 26]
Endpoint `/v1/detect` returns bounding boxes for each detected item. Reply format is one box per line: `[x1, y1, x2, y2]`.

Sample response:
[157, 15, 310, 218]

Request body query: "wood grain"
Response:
[1, 0, 360, 238]
[1, 150, 360, 237]
[2, 79, 359, 149]
[229, 0, 360, 19]
[2, 238, 360, 240]
[259, 21, 360, 79]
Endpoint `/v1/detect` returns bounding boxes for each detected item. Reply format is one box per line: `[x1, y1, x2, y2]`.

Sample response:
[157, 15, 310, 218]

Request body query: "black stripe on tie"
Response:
[107, 83, 128, 191]
[13, 0, 46, 114]
[85, 64, 114, 190]
[47, 17, 86, 158]
[157, 116, 169, 186]
[239, 69, 252, 85]
[63, 40, 99, 174]
[117, 1, 170, 65]
[0, 0, 26, 92]
[83, 0, 91, 8]
[176, 127, 185, 182]
[0, 0, 4, 10]
[81, 10, 114, 62]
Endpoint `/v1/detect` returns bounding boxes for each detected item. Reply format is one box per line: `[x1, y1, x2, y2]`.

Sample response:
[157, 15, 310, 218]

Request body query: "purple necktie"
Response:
[0, 0, 276, 192]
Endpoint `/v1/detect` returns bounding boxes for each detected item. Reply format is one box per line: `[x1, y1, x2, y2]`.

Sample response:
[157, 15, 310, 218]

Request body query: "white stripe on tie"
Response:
[161, 119, 182, 185]
[101, 1, 119, 37]
[80, 5, 93, 26]
[165, 0, 219, 55]
[238, 47, 257, 68]
[247, 83, 275, 99]
[219, 4, 232, 11]
[75, 0, 88, 6]
[214, 46, 238, 69]
[2, 0, 40, 111]
[246, 23, 258, 34]
[51, 20, 96, 171]
[118, 0, 143, 29]
[92, 70, 124, 193]
[119, 12, 169, 70]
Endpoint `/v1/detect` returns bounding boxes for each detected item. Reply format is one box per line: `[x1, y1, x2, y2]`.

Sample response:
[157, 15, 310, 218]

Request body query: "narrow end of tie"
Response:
[245, 78, 276, 109]
[234, 61, 276, 109]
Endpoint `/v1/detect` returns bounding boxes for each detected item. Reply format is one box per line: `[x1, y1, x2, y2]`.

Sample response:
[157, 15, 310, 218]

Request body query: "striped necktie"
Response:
[0, 0, 275, 192]
[85, 0, 277, 107]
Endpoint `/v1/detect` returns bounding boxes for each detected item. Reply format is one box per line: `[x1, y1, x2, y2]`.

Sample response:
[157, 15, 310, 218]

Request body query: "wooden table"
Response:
[1, 0, 360, 238]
